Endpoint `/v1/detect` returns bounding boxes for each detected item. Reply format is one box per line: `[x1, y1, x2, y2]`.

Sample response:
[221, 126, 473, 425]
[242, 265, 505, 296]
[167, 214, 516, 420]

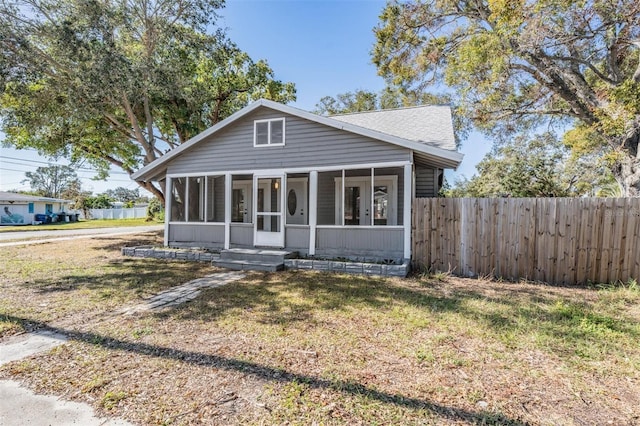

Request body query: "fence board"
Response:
[412, 198, 640, 285]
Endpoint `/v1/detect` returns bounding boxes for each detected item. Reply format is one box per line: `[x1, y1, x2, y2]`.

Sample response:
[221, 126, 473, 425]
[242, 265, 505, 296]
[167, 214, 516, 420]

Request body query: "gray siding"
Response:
[167, 108, 411, 174]
[415, 166, 437, 197]
[169, 224, 224, 248]
[285, 226, 310, 253]
[230, 223, 252, 247]
[316, 228, 404, 260]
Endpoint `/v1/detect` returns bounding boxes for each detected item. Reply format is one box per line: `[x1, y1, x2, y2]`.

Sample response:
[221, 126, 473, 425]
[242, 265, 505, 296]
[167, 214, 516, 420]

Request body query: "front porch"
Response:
[164, 162, 412, 262]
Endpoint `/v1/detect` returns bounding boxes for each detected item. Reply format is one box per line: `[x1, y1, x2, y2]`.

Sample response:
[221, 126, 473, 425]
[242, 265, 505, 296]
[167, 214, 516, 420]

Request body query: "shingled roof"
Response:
[330, 105, 456, 151]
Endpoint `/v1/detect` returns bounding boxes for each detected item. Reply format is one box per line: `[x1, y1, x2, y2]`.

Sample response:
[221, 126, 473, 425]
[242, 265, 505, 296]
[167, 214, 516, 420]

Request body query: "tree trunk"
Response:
[138, 180, 165, 205]
[615, 126, 640, 197]
[616, 156, 640, 197]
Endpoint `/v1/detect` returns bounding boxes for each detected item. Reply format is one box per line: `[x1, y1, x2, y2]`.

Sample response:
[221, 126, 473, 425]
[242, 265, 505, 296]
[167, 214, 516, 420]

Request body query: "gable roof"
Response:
[330, 105, 456, 151]
[0, 191, 71, 203]
[132, 99, 463, 182]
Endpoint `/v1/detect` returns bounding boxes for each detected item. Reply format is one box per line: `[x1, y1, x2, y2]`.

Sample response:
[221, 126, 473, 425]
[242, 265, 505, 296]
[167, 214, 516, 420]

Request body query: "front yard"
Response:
[1, 233, 639, 425]
[0, 217, 154, 233]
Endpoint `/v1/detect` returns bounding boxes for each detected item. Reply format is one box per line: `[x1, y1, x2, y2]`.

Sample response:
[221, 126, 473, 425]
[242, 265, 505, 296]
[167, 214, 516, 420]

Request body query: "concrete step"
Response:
[219, 248, 297, 263]
[212, 259, 284, 272]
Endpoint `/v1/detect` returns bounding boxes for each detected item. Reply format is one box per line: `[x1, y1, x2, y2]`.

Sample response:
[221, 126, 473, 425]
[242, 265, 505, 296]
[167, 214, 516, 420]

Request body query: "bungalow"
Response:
[0, 192, 72, 225]
[132, 99, 463, 263]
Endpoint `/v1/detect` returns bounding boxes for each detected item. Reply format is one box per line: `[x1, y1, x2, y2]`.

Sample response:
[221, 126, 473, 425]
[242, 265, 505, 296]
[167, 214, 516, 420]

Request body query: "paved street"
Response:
[0, 225, 163, 247]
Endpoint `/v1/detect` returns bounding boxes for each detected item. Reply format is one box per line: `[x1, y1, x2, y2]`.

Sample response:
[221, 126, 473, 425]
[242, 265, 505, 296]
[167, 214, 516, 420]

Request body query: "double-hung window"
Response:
[254, 118, 285, 146]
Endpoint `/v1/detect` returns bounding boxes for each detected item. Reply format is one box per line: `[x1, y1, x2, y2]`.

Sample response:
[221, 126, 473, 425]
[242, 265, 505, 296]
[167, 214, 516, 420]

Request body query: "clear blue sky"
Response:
[0, 0, 491, 195]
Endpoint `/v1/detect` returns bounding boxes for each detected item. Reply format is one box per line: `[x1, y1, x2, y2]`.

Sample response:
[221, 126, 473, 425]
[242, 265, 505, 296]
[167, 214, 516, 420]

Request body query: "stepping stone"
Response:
[119, 271, 245, 315]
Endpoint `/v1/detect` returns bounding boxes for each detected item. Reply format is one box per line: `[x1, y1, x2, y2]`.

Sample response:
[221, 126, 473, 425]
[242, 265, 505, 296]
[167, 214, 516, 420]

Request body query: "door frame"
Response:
[253, 173, 285, 247]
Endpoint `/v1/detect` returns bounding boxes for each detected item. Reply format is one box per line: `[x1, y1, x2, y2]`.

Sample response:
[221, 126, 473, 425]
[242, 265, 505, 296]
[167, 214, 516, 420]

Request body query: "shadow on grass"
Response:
[2, 314, 530, 426]
[165, 271, 639, 360]
[164, 271, 466, 324]
[93, 232, 164, 252]
[29, 257, 211, 297]
[20, 253, 640, 362]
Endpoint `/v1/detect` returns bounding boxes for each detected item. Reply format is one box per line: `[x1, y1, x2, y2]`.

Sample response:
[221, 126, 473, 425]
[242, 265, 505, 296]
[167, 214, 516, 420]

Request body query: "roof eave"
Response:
[132, 99, 463, 182]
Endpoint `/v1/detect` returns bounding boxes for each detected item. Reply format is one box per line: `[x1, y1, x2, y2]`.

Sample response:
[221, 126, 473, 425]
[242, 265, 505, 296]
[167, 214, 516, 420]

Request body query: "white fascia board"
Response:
[132, 98, 463, 182]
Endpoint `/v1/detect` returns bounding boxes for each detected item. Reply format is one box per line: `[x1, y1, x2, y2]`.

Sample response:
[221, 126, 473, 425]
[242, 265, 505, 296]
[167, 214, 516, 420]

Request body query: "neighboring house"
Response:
[0, 192, 71, 225]
[132, 99, 463, 261]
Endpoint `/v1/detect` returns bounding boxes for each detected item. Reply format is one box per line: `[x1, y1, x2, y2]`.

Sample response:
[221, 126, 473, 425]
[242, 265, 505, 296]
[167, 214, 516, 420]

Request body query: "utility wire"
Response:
[0, 155, 130, 174]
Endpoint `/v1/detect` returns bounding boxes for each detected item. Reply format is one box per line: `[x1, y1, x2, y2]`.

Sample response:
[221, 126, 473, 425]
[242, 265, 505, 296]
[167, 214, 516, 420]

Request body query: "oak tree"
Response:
[373, 0, 640, 195]
[0, 0, 296, 202]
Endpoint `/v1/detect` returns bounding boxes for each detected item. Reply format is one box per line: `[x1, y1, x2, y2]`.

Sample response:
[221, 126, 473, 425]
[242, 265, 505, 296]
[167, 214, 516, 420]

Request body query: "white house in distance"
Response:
[133, 99, 463, 263]
[0, 191, 71, 225]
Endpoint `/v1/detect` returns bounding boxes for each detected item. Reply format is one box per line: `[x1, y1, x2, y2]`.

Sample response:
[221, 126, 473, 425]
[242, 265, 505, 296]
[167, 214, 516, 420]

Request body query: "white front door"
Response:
[253, 175, 285, 247]
[286, 178, 308, 225]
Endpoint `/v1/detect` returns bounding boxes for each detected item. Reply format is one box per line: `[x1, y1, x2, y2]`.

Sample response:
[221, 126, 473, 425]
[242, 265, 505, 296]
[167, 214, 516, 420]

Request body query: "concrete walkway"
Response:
[0, 380, 132, 426]
[120, 271, 244, 315]
[0, 270, 244, 425]
[0, 330, 67, 366]
[0, 225, 163, 247]
[0, 331, 133, 426]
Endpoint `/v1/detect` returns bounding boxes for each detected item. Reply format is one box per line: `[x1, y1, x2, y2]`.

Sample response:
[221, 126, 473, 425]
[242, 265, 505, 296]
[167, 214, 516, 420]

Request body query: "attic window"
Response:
[254, 118, 285, 146]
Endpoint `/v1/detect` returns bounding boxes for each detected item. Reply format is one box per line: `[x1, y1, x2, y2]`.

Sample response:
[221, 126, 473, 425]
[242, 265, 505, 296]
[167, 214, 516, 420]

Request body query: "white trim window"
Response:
[254, 118, 285, 147]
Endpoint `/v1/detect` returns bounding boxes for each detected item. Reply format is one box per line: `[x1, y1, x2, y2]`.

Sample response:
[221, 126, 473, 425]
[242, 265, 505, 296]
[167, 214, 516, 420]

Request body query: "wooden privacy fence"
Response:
[412, 198, 640, 285]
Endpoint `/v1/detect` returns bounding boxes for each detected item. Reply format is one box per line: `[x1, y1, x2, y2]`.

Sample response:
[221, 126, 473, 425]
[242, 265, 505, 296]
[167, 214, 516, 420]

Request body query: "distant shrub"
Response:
[146, 198, 164, 222]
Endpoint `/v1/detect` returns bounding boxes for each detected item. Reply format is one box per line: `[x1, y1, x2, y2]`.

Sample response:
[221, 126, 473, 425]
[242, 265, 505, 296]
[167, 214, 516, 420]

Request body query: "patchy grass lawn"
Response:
[1, 235, 639, 425]
[0, 217, 157, 233]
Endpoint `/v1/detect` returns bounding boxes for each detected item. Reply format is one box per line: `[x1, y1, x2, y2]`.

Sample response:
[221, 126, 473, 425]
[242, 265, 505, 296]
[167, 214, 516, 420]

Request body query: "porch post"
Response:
[164, 176, 171, 247]
[224, 173, 231, 249]
[403, 164, 412, 260]
[308, 170, 318, 256]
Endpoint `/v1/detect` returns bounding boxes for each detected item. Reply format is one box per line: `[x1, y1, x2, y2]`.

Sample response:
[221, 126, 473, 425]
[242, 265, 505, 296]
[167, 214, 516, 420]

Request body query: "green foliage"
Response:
[60, 180, 92, 211]
[445, 133, 615, 197]
[0, 0, 296, 201]
[84, 195, 114, 210]
[146, 197, 164, 222]
[102, 187, 140, 204]
[373, 0, 640, 195]
[315, 90, 378, 115]
[22, 165, 80, 199]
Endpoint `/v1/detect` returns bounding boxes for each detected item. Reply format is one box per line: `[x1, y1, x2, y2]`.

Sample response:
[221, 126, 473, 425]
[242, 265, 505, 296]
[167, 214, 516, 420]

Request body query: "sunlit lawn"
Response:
[1, 233, 639, 425]
[0, 217, 157, 233]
